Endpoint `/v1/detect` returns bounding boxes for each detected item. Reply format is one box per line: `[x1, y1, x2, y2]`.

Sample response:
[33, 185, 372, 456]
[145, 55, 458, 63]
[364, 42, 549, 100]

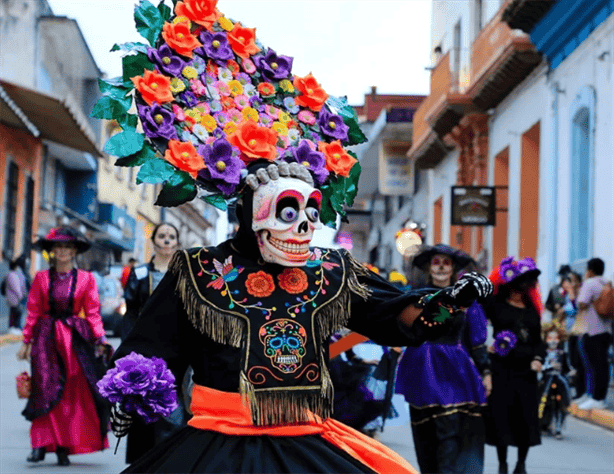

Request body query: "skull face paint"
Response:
[430, 253, 454, 286]
[252, 177, 322, 266]
[259, 319, 307, 373]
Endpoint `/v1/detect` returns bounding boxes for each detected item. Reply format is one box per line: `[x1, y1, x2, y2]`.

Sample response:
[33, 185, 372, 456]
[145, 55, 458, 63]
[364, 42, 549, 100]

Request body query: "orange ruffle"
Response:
[188, 384, 418, 474]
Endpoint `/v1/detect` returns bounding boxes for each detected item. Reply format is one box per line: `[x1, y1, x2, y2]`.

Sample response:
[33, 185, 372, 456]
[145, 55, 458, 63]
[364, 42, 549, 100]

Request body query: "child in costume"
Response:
[538, 322, 571, 439]
[95, 1, 493, 472]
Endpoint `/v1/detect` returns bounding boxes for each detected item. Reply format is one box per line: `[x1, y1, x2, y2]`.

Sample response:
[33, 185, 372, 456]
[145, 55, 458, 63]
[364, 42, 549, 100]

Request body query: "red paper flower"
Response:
[318, 140, 357, 177]
[174, 0, 221, 29]
[164, 140, 205, 178]
[227, 23, 260, 59]
[162, 21, 202, 58]
[293, 74, 328, 112]
[245, 271, 275, 298]
[131, 70, 173, 106]
[227, 120, 278, 163]
[278, 268, 308, 294]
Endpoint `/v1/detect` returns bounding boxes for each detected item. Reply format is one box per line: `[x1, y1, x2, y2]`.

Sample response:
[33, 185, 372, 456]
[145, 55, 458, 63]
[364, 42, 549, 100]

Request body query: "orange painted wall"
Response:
[433, 197, 443, 244]
[493, 147, 509, 267]
[0, 123, 42, 265]
[519, 122, 540, 260]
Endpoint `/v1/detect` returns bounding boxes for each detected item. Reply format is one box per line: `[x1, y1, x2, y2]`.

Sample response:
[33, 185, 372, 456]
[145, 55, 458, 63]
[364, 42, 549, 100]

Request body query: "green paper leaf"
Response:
[156, 171, 197, 207]
[117, 113, 139, 131]
[326, 95, 359, 122]
[344, 118, 368, 146]
[122, 53, 154, 85]
[111, 42, 150, 56]
[136, 158, 176, 184]
[134, 0, 165, 46]
[90, 95, 132, 120]
[157, 1, 172, 21]
[202, 194, 228, 211]
[104, 130, 145, 157]
[344, 161, 361, 207]
[101, 76, 125, 87]
[115, 145, 156, 167]
[433, 305, 453, 323]
[319, 185, 338, 228]
[98, 78, 131, 99]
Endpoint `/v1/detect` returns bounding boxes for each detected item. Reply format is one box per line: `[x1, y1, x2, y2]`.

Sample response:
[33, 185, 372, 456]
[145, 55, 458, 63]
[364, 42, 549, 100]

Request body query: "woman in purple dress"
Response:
[395, 244, 492, 474]
[16, 227, 109, 466]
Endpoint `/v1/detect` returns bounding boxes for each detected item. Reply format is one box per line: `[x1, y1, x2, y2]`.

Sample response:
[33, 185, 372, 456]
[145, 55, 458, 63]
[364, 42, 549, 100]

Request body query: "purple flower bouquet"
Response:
[97, 352, 179, 423]
[493, 330, 517, 357]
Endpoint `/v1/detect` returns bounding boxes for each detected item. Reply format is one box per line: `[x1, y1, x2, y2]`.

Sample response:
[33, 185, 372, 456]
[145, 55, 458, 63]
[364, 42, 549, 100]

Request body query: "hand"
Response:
[482, 374, 492, 397]
[95, 344, 107, 358]
[530, 360, 543, 372]
[16, 343, 31, 361]
[110, 403, 133, 438]
[450, 273, 493, 308]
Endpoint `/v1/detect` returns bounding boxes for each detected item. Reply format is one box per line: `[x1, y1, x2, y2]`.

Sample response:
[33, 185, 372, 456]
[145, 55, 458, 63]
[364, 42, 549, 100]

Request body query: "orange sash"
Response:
[188, 384, 418, 474]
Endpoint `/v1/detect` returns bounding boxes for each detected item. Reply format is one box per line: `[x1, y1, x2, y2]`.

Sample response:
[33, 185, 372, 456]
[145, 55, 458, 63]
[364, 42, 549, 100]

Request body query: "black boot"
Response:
[498, 462, 508, 474]
[56, 447, 70, 466]
[513, 462, 527, 474]
[26, 447, 46, 462]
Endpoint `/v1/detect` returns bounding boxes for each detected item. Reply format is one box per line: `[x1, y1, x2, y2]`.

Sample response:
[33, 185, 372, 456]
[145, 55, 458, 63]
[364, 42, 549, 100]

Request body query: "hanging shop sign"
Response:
[450, 186, 496, 226]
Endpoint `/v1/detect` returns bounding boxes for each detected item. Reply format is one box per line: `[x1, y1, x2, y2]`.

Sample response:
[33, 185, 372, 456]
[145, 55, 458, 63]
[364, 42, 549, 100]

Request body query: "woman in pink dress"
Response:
[16, 226, 110, 466]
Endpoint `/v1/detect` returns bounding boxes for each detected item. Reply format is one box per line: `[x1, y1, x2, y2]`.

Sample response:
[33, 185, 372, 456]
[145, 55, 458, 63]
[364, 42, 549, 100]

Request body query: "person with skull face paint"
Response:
[120, 223, 190, 464]
[96, 2, 493, 472]
[483, 256, 546, 474]
[395, 244, 492, 474]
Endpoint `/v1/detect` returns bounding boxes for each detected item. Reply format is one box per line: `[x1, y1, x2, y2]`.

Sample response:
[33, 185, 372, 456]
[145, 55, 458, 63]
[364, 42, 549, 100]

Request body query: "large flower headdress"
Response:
[93, 0, 366, 227]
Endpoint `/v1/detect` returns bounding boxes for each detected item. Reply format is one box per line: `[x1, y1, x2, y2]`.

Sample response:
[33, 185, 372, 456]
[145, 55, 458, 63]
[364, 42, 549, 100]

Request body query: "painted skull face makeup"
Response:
[430, 253, 454, 286]
[252, 177, 322, 266]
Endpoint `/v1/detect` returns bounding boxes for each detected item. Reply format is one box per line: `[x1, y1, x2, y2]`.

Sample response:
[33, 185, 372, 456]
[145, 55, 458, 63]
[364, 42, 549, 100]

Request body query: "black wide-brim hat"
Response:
[412, 243, 475, 270]
[33, 226, 91, 254]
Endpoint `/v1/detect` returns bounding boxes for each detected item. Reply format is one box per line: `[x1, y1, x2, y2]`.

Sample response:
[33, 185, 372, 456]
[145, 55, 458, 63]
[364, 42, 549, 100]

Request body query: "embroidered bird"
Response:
[305, 248, 339, 270]
[207, 256, 244, 290]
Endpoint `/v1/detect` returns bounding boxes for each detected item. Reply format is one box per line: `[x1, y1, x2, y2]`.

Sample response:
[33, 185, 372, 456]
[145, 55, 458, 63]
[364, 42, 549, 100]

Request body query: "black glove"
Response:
[449, 272, 493, 308]
[110, 403, 133, 438]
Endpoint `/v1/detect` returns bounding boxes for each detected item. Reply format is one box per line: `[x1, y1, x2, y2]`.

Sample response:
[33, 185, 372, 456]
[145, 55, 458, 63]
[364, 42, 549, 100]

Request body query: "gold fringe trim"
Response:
[251, 389, 330, 426]
[170, 251, 244, 348]
[344, 250, 372, 301]
[411, 407, 484, 425]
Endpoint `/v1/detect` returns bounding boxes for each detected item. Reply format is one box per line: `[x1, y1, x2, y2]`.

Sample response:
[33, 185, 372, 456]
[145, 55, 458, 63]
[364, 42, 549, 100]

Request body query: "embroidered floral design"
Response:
[278, 268, 308, 294]
[246, 271, 275, 298]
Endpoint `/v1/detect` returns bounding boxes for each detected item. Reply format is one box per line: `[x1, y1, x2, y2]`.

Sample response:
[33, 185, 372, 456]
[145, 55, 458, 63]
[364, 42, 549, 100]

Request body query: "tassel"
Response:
[170, 251, 245, 348]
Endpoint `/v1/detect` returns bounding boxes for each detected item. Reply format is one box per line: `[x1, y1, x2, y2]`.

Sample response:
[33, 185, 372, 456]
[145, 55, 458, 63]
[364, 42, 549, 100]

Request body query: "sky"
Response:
[47, 0, 432, 105]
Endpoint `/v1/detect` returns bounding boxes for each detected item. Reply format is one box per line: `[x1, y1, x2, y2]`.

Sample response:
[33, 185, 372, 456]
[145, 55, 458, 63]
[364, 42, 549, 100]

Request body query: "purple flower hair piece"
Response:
[499, 256, 539, 284]
[147, 44, 186, 77]
[197, 31, 234, 63]
[96, 352, 178, 424]
[318, 107, 349, 141]
[197, 138, 245, 195]
[285, 140, 330, 185]
[254, 48, 293, 81]
[138, 104, 178, 140]
[493, 330, 517, 357]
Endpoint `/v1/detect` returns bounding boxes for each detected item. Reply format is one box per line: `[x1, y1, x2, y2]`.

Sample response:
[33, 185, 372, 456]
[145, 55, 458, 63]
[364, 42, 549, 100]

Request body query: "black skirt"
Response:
[484, 359, 541, 447]
[121, 426, 376, 473]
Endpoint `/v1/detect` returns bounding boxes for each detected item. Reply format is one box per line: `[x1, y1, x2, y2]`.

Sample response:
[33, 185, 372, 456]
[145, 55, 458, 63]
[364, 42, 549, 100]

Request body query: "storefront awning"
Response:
[0, 80, 101, 156]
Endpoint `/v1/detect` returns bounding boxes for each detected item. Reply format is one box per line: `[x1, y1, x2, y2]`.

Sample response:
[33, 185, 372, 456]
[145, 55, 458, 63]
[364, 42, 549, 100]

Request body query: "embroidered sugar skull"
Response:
[259, 319, 307, 373]
[252, 177, 322, 266]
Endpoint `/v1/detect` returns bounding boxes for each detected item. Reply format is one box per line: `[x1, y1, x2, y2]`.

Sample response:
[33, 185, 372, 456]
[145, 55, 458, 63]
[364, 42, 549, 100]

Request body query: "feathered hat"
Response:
[93, 0, 366, 227]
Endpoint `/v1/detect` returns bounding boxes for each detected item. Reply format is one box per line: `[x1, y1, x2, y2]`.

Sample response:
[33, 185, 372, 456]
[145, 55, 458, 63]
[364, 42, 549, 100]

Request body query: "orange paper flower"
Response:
[293, 74, 328, 112]
[131, 70, 173, 106]
[227, 23, 261, 59]
[161, 21, 202, 58]
[245, 271, 275, 298]
[164, 140, 205, 178]
[174, 0, 221, 29]
[318, 140, 357, 177]
[228, 121, 278, 163]
[278, 268, 308, 294]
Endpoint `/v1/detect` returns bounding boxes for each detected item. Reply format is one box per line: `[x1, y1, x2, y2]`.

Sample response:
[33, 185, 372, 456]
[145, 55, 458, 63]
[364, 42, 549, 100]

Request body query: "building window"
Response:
[474, 0, 483, 33]
[22, 176, 35, 255]
[452, 20, 462, 86]
[3, 162, 19, 260]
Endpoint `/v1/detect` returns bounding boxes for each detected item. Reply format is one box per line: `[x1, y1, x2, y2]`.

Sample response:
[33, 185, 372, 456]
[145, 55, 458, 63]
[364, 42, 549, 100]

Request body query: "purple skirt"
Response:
[395, 341, 486, 407]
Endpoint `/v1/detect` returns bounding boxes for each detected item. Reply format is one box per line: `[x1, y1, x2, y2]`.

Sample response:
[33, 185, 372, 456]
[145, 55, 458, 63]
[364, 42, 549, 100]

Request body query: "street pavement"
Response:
[1, 339, 613, 474]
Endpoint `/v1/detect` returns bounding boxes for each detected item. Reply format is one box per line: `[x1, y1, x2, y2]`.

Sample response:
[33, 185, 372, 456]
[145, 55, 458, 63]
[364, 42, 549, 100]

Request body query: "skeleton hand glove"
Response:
[449, 272, 493, 308]
[110, 403, 133, 438]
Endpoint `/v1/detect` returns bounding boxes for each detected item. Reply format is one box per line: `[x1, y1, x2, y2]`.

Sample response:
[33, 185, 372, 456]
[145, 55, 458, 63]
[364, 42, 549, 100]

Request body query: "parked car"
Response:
[97, 273, 126, 337]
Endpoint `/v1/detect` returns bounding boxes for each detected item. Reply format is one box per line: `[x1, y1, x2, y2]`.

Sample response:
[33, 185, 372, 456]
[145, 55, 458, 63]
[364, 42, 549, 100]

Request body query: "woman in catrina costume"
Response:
[96, 1, 493, 472]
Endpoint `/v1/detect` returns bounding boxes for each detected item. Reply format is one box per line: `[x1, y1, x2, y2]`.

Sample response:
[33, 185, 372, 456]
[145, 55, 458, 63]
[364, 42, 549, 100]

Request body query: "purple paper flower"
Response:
[493, 330, 517, 357]
[254, 48, 293, 81]
[285, 140, 330, 185]
[138, 104, 178, 140]
[148, 44, 185, 77]
[96, 352, 179, 424]
[318, 107, 349, 141]
[249, 96, 265, 112]
[197, 31, 234, 62]
[197, 138, 245, 195]
[181, 91, 199, 108]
